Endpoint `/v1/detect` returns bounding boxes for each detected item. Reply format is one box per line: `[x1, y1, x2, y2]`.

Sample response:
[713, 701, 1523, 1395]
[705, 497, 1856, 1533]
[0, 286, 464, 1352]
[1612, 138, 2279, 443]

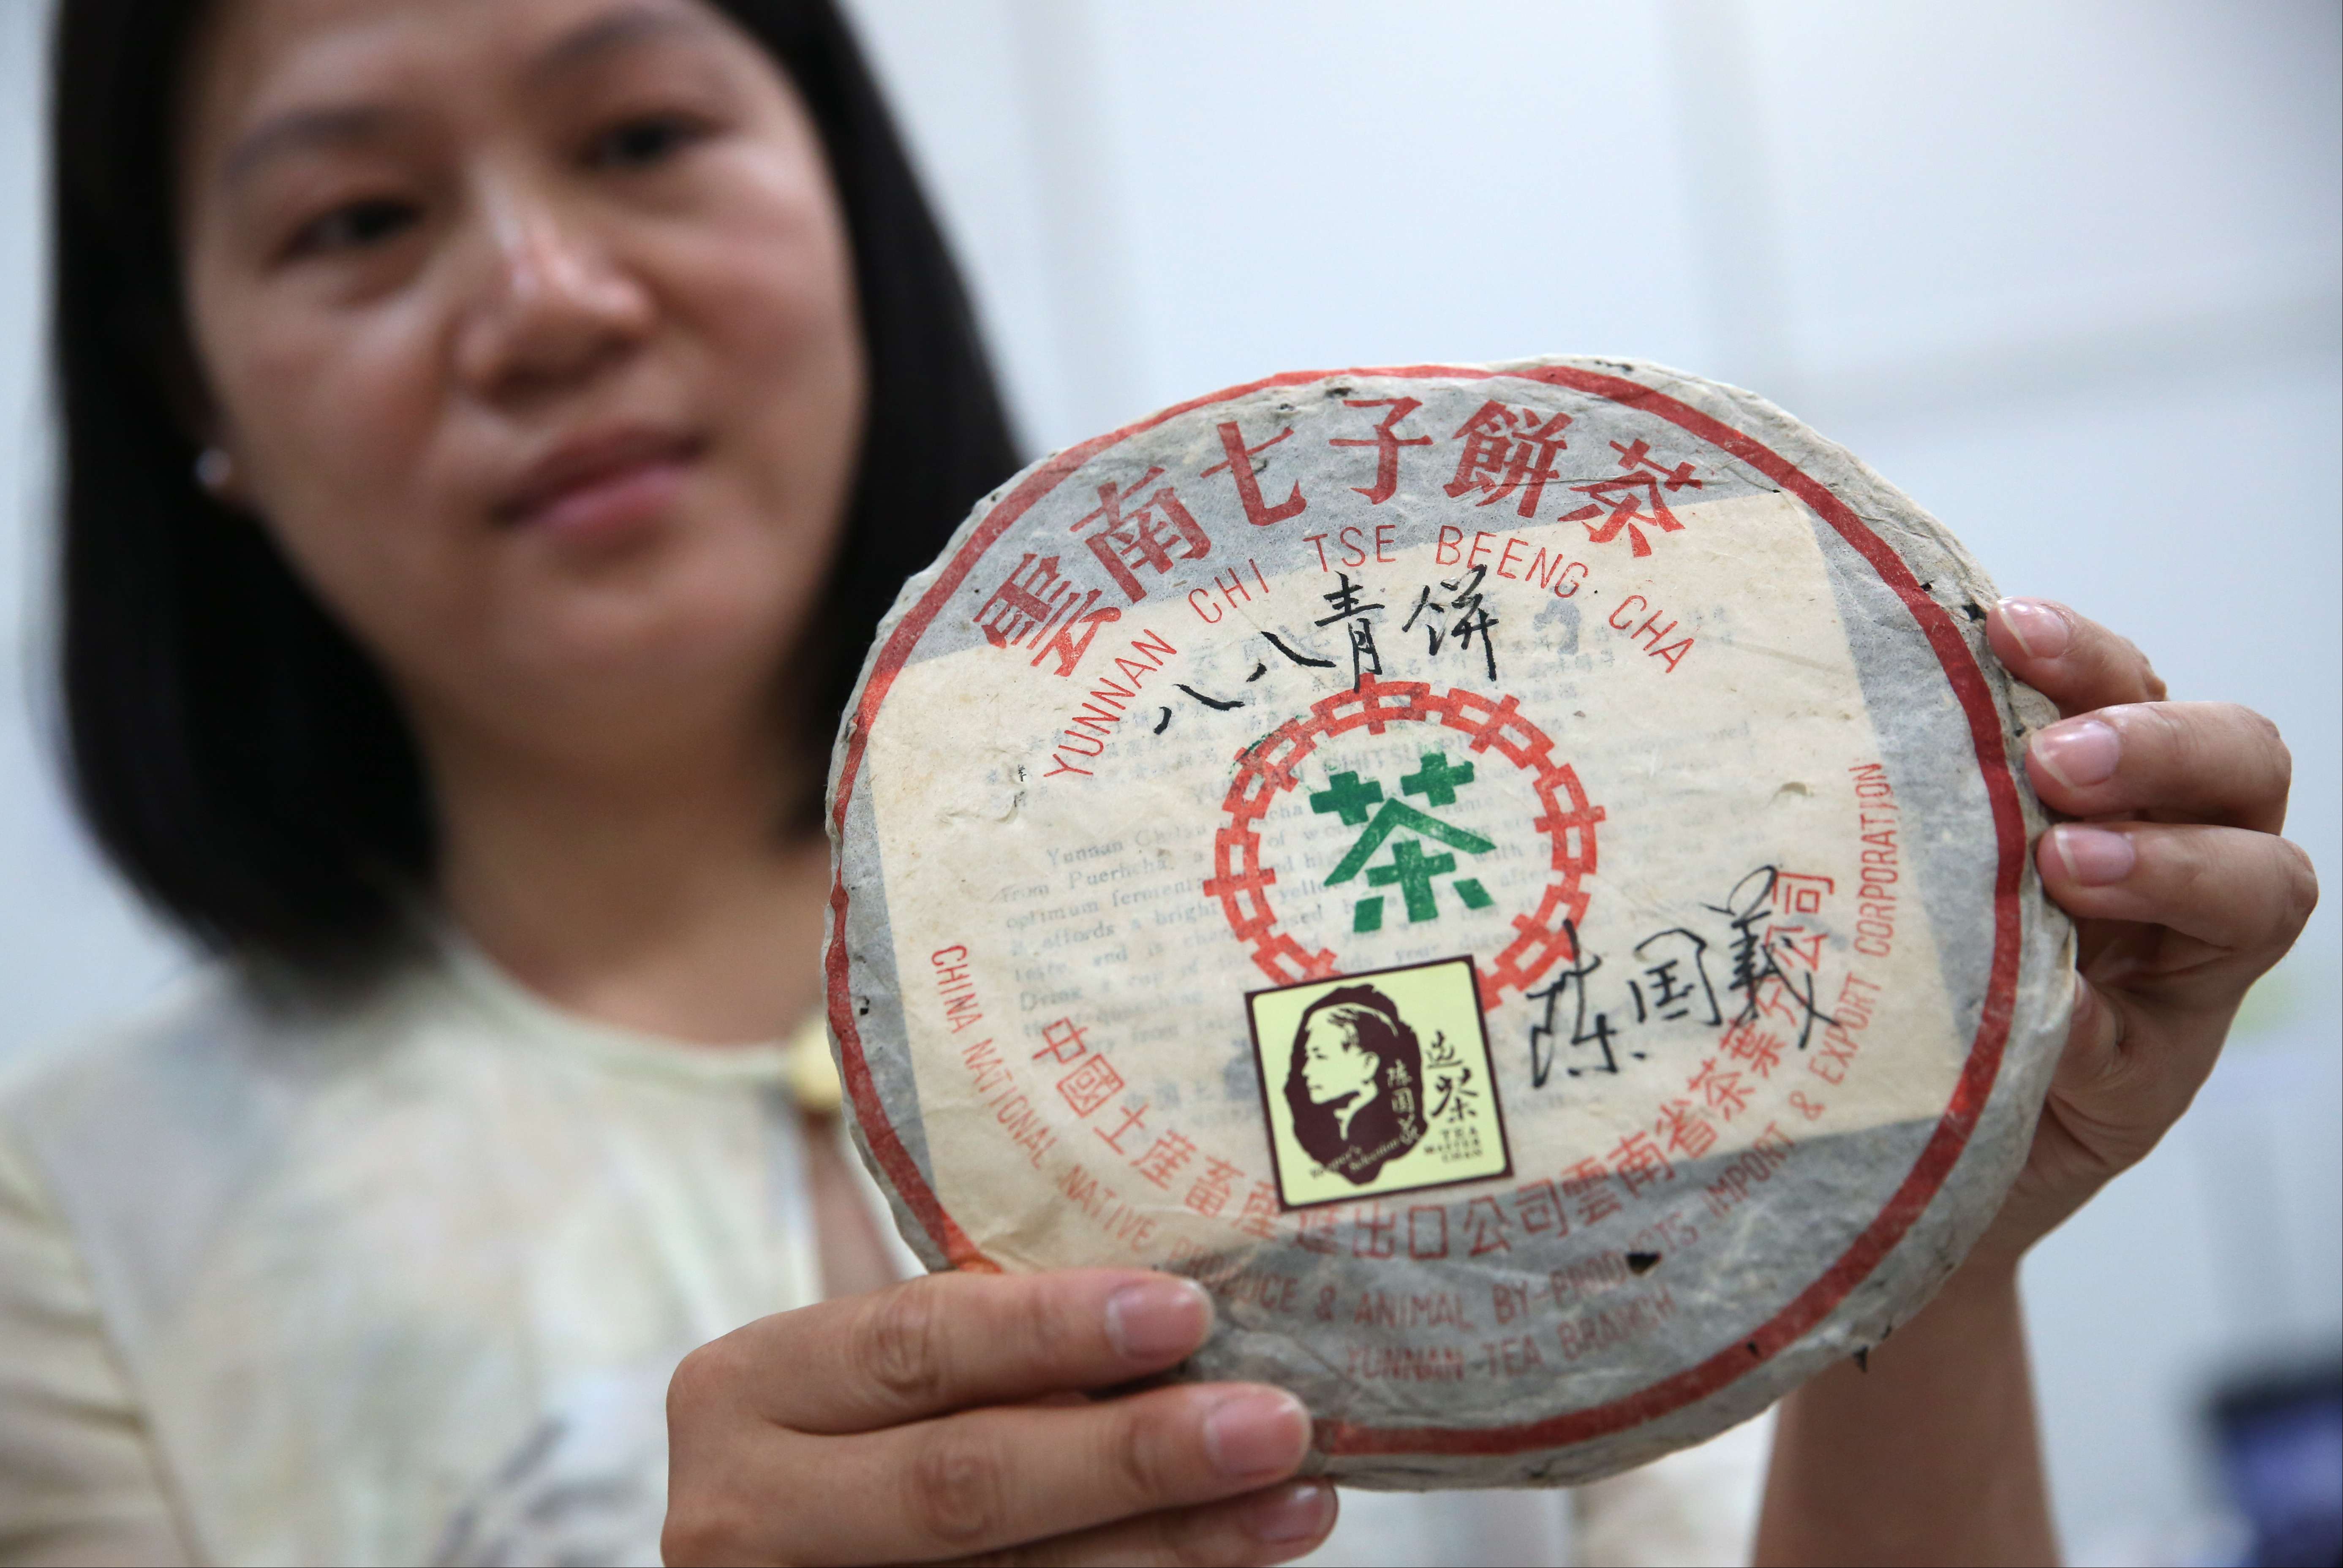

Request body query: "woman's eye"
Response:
[587, 114, 706, 171]
[288, 198, 418, 257]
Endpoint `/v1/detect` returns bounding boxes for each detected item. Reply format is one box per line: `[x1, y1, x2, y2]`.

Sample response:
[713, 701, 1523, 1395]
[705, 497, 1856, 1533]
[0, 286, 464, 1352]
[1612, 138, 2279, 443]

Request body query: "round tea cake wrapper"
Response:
[824, 357, 2072, 1488]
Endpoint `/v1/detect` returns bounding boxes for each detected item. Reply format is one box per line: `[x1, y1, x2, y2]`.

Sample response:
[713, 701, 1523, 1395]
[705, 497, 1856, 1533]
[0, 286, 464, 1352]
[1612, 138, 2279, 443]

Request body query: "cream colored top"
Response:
[0, 945, 1763, 1567]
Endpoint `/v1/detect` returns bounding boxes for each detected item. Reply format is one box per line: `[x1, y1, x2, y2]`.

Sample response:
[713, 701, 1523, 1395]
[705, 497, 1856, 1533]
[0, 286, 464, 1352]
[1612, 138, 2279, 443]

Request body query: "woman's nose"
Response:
[452, 179, 655, 403]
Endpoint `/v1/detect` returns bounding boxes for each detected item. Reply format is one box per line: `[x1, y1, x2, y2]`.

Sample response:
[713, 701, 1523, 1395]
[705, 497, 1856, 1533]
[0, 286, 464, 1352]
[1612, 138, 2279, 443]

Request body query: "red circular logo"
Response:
[1204, 672, 1606, 1008]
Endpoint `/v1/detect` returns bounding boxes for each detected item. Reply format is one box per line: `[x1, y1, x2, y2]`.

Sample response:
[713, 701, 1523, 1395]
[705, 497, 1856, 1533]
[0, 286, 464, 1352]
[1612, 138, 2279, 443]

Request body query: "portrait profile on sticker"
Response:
[1252, 959, 1511, 1207]
[827, 355, 2079, 1487]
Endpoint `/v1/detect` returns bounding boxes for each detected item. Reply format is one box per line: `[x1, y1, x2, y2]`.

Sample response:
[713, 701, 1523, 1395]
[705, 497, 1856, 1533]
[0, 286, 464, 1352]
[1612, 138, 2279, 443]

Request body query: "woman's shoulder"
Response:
[0, 1018, 199, 1568]
[1, 968, 256, 1146]
[0, 950, 463, 1125]
[0, 971, 289, 1275]
[0, 962, 450, 1304]
[0, 965, 346, 1154]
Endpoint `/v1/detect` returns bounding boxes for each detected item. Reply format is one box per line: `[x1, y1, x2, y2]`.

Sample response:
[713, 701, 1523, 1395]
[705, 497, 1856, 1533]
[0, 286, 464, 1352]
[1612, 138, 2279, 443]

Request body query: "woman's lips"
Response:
[497, 429, 704, 544]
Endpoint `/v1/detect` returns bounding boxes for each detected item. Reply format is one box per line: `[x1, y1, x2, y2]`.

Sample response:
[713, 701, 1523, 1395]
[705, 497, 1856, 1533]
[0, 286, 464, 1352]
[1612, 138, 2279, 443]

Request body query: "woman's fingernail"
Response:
[2031, 718, 2120, 789]
[1204, 1389, 1311, 1478]
[1245, 1480, 1336, 1544]
[1105, 1277, 1210, 1361]
[2050, 825, 2135, 885]
[1999, 598, 2071, 659]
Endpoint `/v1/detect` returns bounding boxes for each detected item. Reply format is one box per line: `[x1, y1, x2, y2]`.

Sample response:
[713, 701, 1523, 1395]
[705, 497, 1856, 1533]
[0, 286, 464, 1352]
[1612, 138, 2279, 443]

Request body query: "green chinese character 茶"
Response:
[1310, 750, 1497, 932]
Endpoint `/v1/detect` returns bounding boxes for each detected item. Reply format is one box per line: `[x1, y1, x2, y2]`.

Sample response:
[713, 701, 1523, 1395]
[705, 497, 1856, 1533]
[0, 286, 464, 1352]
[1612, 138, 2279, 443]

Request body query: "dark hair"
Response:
[1283, 984, 1427, 1185]
[49, 0, 1020, 972]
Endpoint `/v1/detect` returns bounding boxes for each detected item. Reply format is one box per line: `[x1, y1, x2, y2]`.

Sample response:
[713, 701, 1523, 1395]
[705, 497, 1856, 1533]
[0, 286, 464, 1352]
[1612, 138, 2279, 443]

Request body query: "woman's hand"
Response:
[1759, 598, 2317, 1567]
[661, 1269, 1336, 1567]
[1971, 596, 2318, 1269]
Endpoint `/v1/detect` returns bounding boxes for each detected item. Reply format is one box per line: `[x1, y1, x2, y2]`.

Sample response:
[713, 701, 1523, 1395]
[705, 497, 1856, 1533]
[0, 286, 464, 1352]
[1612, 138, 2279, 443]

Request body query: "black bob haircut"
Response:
[50, 0, 1021, 972]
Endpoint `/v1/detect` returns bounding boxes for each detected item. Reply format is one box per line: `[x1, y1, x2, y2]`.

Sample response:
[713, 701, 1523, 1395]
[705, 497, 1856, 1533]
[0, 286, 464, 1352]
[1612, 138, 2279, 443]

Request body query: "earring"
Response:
[194, 446, 234, 494]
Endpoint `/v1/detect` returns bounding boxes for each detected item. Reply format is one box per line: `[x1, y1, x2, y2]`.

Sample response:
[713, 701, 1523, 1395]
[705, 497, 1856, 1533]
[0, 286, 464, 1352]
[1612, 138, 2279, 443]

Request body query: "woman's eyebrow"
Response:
[221, 103, 402, 189]
[218, 5, 720, 190]
[525, 3, 721, 86]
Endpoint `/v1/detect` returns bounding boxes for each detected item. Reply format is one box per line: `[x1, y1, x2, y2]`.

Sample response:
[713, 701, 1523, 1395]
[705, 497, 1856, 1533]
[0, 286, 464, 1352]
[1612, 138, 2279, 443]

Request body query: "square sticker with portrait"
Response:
[1246, 956, 1512, 1209]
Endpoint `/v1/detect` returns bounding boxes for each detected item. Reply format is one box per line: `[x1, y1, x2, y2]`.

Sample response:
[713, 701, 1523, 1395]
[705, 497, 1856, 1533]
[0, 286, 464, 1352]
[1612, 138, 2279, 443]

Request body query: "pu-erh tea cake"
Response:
[822, 356, 2074, 1488]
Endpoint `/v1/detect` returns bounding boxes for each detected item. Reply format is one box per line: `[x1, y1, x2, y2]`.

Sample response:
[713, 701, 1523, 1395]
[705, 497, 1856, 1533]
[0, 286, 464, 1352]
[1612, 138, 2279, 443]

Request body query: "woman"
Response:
[2, 0, 2314, 1564]
[1285, 986, 1426, 1185]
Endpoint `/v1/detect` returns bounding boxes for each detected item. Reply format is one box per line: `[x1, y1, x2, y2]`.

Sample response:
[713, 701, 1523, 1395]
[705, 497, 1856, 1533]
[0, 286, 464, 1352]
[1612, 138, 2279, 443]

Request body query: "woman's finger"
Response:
[1988, 599, 2167, 717]
[784, 1382, 1313, 1564]
[2037, 821, 2319, 974]
[2027, 702, 2293, 833]
[701, 1270, 1213, 1434]
[939, 1481, 1339, 1568]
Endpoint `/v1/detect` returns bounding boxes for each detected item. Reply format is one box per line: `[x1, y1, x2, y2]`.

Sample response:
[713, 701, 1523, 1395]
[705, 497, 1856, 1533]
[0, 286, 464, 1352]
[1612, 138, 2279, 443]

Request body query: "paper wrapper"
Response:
[823, 357, 2073, 1488]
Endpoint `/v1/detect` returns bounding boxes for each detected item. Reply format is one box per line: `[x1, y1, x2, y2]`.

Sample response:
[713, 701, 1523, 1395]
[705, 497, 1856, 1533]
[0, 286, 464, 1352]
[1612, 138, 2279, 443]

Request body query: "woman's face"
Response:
[177, 0, 865, 767]
[1299, 1014, 1380, 1120]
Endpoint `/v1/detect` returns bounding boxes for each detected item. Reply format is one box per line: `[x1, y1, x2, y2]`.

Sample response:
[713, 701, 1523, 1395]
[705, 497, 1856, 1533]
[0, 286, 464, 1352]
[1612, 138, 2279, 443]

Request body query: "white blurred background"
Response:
[2, 3, 2335, 1561]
